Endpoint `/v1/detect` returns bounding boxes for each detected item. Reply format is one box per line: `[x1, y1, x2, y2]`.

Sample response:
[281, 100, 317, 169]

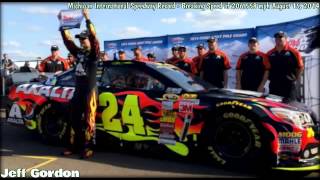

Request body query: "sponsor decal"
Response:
[107, 43, 117, 49]
[165, 87, 182, 94]
[162, 93, 179, 101]
[7, 103, 24, 125]
[16, 84, 75, 100]
[171, 37, 184, 44]
[181, 93, 198, 99]
[216, 100, 252, 110]
[159, 97, 177, 145]
[278, 132, 302, 153]
[162, 100, 173, 110]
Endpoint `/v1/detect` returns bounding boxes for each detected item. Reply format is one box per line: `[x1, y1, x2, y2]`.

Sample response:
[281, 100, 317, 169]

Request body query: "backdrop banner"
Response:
[104, 36, 168, 61]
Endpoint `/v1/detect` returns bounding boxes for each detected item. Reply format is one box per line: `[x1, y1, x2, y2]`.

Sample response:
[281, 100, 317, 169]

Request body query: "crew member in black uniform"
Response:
[59, 9, 100, 158]
[199, 37, 231, 88]
[236, 37, 270, 92]
[267, 31, 304, 102]
[166, 46, 196, 74]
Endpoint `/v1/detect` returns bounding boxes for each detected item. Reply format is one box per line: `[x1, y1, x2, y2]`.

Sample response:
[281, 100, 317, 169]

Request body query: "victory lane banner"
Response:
[59, 9, 84, 30]
[104, 36, 168, 61]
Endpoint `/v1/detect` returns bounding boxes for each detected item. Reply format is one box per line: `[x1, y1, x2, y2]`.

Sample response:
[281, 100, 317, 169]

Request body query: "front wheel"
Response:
[204, 110, 269, 171]
[36, 103, 68, 145]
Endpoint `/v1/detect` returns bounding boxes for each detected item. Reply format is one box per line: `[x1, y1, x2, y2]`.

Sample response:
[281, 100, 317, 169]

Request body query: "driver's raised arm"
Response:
[83, 9, 100, 60]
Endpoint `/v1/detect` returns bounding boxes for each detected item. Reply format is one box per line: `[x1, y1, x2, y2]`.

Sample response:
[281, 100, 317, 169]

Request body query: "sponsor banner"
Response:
[104, 36, 168, 61]
[256, 15, 320, 119]
[59, 10, 84, 30]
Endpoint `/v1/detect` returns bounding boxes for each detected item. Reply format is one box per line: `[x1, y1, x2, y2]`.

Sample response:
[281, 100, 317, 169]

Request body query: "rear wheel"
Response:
[203, 109, 269, 171]
[36, 103, 68, 145]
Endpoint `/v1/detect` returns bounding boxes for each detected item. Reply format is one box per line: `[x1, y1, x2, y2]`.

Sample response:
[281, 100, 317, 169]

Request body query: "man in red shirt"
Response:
[178, 46, 197, 74]
[192, 43, 207, 76]
[236, 37, 270, 92]
[131, 46, 148, 61]
[166, 46, 179, 64]
[38, 45, 69, 75]
[267, 31, 304, 102]
[199, 37, 231, 88]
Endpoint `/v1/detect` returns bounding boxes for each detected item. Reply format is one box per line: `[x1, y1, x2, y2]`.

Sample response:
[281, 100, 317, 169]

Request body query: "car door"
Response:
[97, 63, 173, 142]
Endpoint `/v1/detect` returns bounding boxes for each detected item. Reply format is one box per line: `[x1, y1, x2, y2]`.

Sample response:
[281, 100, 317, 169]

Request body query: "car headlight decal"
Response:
[270, 108, 313, 129]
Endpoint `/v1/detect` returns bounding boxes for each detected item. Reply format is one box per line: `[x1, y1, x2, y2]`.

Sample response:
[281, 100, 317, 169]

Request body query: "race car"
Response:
[6, 60, 320, 175]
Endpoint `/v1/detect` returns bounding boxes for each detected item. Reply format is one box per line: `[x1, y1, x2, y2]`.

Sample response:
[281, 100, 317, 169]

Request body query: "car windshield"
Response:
[147, 63, 214, 92]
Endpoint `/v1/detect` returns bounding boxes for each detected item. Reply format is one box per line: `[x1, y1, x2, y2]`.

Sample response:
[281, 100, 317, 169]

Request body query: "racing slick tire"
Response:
[202, 107, 270, 171]
[36, 102, 68, 145]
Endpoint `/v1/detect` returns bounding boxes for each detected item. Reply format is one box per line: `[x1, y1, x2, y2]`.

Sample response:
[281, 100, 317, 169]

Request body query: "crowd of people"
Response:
[164, 31, 303, 102]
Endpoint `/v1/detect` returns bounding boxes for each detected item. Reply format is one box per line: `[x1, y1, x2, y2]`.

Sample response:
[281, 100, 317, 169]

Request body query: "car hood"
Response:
[202, 88, 311, 112]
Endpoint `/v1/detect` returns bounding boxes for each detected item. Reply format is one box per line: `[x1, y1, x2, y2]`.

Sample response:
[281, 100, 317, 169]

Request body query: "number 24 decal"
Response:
[99, 92, 146, 135]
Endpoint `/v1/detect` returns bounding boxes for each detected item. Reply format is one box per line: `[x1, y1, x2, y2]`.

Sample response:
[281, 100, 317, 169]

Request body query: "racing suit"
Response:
[60, 19, 100, 153]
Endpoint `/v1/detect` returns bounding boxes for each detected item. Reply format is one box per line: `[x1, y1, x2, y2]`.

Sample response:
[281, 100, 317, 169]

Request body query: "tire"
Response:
[203, 108, 269, 171]
[36, 102, 68, 145]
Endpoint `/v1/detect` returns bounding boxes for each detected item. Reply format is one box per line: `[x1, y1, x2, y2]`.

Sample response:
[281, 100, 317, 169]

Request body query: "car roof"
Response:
[98, 60, 168, 68]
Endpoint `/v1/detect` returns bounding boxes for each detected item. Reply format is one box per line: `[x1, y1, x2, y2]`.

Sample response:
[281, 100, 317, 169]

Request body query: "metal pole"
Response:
[1, 60, 6, 96]
[1, 75, 5, 96]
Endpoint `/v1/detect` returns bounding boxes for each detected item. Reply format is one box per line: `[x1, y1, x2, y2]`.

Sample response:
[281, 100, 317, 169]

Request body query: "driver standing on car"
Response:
[59, 9, 100, 159]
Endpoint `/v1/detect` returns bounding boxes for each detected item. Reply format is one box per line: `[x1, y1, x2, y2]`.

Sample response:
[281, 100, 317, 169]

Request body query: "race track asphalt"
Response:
[1, 120, 319, 178]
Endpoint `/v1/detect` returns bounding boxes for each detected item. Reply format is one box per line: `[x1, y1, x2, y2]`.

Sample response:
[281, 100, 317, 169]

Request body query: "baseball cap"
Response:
[131, 46, 142, 51]
[248, 37, 258, 43]
[75, 30, 89, 39]
[51, 45, 59, 51]
[171, 46, 179, 51]
[207, 37, 217, 43]
[274, 31, 287, 38]
[196, 43, 205, 49]
[178, 46, 187, 52]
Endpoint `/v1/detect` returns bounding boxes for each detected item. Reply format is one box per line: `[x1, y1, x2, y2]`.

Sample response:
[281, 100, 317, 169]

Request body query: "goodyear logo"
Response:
[216, 100, 252, 110]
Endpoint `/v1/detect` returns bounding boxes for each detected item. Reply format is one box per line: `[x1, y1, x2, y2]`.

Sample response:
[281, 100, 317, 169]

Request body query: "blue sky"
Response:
[1, 2, 319, 61]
